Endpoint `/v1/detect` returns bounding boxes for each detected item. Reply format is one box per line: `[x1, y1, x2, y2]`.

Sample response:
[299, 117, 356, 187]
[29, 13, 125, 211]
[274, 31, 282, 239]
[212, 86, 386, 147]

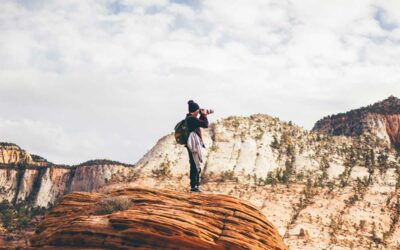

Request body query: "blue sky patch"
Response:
[108, 1, 134, 15]
[170, 0, 201, 10]
[16, 0, 47, 9]
[374, 7, 398, 31]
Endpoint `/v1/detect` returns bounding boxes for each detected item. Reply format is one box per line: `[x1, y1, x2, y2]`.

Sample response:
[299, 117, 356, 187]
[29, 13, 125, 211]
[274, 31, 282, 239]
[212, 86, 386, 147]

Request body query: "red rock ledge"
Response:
[30, 187, 288, 250]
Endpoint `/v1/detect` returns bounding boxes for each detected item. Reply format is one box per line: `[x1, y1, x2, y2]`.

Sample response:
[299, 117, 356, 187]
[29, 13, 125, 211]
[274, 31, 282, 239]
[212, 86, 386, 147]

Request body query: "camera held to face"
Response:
[200, 108, 214, 115]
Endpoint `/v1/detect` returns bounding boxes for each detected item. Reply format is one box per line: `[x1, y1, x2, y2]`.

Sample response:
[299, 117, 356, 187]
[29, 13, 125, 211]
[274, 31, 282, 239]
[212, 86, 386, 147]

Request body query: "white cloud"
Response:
[0, 0, 400, 164]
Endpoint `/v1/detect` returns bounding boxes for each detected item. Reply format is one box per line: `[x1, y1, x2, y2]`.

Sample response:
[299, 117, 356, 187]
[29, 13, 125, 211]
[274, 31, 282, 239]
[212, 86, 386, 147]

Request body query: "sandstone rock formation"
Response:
[313, 96, 400, 149]
[0, 143, 32, 164]
[134, 114, 326, 179]
[0, 143, 133, 207]
[30, 187, 288, 250]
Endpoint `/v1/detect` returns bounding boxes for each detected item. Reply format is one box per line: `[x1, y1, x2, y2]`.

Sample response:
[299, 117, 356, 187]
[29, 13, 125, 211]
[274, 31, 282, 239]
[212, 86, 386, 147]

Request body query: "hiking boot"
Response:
[190, 187, 201, 192]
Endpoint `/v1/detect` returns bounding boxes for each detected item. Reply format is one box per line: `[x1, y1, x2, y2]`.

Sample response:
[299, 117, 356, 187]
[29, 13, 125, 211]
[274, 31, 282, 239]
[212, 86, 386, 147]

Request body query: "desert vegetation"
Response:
[94, 196, 132, 215]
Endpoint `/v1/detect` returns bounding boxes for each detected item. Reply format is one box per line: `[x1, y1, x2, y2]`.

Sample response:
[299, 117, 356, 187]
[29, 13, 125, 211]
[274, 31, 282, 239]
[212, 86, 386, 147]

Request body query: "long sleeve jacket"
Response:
[185, 113, 208, 144]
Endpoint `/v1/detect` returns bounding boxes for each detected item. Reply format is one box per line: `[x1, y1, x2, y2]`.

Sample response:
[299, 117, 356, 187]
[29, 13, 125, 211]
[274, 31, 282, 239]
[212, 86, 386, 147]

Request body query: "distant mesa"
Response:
[75, 159, 135, 168]
[0, 143, 134, 207]
[0, 142, 133, 168]
[313, 96, 400, 148]
[30, 187, 289, 250]
[0, 142, 21, 149]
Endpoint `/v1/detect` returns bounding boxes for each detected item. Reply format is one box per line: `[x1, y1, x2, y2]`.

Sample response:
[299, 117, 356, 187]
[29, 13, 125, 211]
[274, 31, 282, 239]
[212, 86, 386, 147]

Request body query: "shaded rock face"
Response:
[0, 164, 131, 207]
[0, 168, 18, 202]
[30, 187, 288, 250]
[384, 114, 400, 148]
[0, 144, 133, 207]
[313, 96, 400, 149]
[70, 164, 127, 192]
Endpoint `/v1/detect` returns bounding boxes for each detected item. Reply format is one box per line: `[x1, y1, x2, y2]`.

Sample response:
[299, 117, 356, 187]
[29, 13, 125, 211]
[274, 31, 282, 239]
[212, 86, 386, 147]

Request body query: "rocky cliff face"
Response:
[133, 114, 380, 182]
[135, 114, 322, 179]
[30, 187, 288, 250]
[0, 144, 133, 207]
[313, 96, 400, 149]
[0, 143, 32, 164]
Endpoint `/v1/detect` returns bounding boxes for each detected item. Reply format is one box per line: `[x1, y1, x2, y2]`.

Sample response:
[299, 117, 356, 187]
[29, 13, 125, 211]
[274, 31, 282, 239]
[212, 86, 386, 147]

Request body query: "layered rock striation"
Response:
[30, 187, 288, 250]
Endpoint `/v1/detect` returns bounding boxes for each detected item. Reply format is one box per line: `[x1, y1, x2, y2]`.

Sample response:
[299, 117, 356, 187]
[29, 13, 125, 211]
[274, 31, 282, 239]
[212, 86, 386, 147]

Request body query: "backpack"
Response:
[174, 118, 189, 145]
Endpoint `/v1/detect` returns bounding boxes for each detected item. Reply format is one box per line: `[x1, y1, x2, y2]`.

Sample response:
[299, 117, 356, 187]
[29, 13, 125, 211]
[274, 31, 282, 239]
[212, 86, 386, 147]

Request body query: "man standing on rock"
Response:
[185, 100, 209, 192]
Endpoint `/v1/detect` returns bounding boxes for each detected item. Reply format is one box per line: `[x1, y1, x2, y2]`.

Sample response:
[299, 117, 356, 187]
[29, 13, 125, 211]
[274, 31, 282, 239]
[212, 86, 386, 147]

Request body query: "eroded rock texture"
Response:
[30, 187, 288, 250]
[0, 143, 32, 164]
[0, 142, 133, 207]
[313, 96, 400, 148]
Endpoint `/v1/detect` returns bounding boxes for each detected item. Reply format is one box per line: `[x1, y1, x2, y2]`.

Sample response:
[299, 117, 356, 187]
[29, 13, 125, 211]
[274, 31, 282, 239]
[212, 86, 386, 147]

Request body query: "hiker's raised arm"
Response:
[196, 113, 209, 128]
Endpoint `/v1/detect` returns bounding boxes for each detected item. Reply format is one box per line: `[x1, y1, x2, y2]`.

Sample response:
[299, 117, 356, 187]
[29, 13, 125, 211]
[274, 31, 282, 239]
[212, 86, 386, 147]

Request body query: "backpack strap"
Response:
[184, 117, 189, 144]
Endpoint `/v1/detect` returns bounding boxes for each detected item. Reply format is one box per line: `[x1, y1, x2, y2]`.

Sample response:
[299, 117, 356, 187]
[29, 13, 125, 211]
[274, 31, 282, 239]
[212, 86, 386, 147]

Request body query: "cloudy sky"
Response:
[1, 0, 400, 164]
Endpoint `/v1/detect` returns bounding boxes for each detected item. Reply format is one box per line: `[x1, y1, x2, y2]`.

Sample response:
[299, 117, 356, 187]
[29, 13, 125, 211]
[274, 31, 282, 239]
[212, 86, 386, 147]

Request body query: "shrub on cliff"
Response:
[270, 136, 280, 150]
[216, 170, 238, 183]
[152, 161, 172, 179]
[0, 201, 46, 230]
[0, 201, 14, 229]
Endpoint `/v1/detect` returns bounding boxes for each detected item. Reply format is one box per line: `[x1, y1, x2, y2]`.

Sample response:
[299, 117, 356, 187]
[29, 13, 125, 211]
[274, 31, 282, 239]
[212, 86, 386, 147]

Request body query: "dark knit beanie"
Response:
[188, 100, 200, 113]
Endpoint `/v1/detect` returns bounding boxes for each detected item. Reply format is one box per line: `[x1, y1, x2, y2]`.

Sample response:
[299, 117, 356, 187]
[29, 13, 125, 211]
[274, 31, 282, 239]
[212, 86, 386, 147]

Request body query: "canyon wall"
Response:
[0, 144, 133, 207]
